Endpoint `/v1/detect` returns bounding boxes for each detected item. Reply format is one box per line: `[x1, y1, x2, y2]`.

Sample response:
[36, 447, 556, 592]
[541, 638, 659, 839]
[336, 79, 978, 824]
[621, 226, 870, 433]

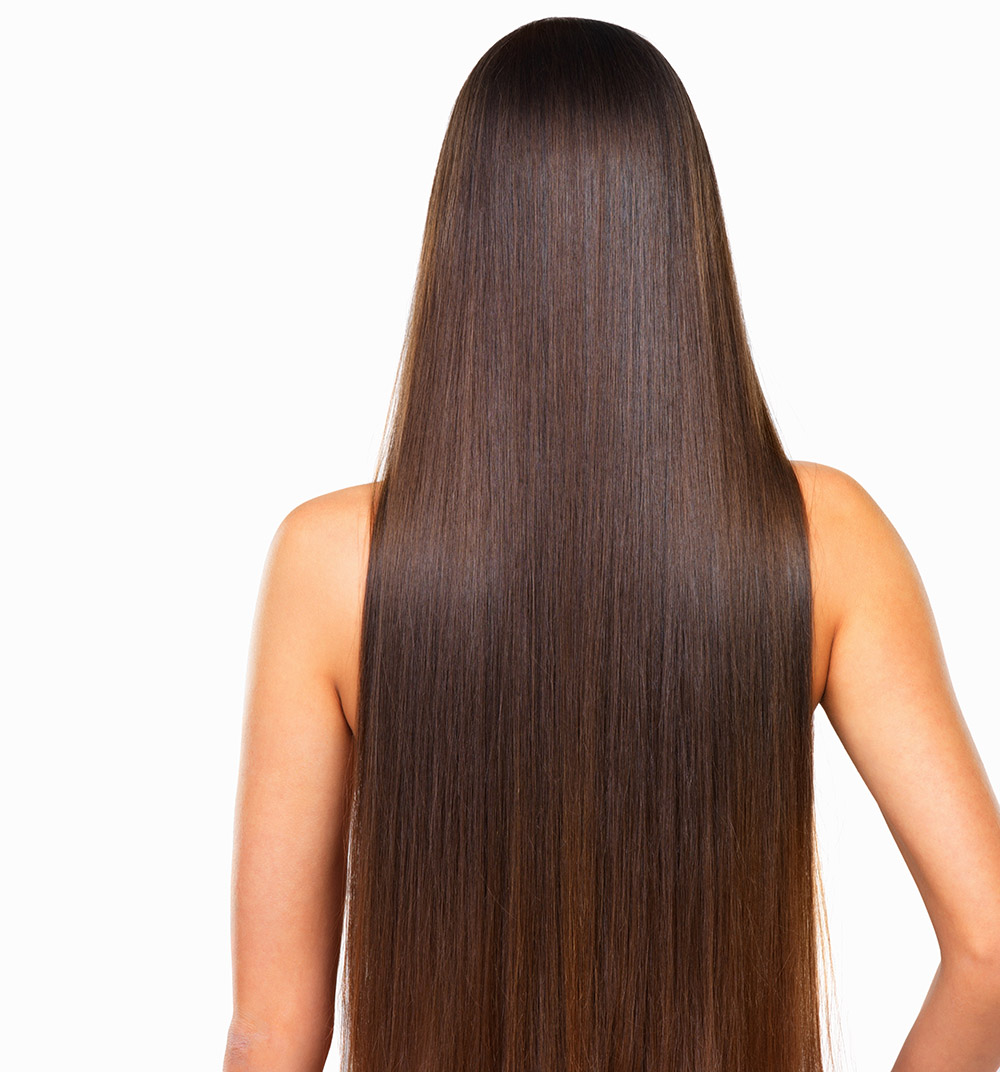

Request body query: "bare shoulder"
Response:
[278, 481, 376, 543]
[230, 485, 378, 1042]
[789, 457, 891, 539]
[792, 459, 1000, 964]
[274, 479, 377, 597]
[786, 459, 886, 708]
[263, 482, 376, 703]
[271, 482, 373, 617]
[788, 459, 911, 640]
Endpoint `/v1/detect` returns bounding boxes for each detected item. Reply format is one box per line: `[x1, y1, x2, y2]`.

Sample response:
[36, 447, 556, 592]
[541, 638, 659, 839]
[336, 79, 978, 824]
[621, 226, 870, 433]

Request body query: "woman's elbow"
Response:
[222, 1015, 333, 1072]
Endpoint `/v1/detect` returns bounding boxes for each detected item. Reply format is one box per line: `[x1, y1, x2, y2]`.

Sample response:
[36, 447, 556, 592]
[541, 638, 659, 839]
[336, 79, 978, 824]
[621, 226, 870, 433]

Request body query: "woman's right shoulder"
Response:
[788, 459, 899, 706]
[791, 456, 945, 658]
[790, 458, 886, 535]
[789, 458, 904, 637]
[790, 458, 1000, 966]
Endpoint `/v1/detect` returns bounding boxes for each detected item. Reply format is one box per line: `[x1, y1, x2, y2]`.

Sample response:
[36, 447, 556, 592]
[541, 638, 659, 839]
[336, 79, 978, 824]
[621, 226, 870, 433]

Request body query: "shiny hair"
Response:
[341, 16, 836, 1071]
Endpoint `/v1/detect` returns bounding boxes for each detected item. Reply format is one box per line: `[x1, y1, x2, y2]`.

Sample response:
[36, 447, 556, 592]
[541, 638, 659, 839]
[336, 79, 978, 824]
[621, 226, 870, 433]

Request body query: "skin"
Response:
[224, 461, 1000, 1071]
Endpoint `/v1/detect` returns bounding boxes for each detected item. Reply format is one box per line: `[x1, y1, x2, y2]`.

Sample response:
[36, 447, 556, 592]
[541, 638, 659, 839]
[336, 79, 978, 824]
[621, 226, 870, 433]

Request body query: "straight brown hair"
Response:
[341, 17, 836, 1071]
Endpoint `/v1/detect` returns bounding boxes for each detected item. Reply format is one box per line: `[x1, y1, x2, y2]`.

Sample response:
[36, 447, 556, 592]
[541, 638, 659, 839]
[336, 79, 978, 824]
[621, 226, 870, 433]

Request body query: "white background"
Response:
[2, 2, 997, 1069]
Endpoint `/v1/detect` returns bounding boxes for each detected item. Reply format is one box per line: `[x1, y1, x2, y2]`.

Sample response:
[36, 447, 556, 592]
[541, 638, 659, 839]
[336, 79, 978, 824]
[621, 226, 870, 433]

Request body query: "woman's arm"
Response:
[804, 462, 1000, 1071]
[224, 491, 362, 1072]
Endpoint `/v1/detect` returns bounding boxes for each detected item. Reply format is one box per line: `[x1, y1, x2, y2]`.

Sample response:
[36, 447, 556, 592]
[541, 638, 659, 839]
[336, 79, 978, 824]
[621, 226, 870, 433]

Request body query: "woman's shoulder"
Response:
[264, 482, 376, 724]
[274, 479, 378, 592]
[277, 466, 898, 714]
[273, 482, 379, 569]
[789, 458, 906, 612]
[788, 458, 929, 706]
[278, 480, 376, 529]
[788, 459, 910, 708]
[270, 483, 375, 602]
[791, 460, 1000, 964]
[790, 458, 883, 517]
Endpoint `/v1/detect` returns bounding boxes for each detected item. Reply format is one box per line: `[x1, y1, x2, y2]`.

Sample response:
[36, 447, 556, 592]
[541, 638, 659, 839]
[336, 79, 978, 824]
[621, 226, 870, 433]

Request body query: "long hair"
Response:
[341, 17, 836, 1072]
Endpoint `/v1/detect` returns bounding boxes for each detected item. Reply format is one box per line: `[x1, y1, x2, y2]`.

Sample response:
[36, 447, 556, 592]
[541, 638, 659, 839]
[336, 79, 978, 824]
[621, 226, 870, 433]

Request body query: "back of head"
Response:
[342, 17, 832, 1072]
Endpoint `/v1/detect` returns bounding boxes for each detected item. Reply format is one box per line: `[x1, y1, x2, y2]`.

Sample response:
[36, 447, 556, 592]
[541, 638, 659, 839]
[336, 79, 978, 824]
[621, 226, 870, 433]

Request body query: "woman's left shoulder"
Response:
[278, 481, 376, 539]
[259, 482, 376, 697]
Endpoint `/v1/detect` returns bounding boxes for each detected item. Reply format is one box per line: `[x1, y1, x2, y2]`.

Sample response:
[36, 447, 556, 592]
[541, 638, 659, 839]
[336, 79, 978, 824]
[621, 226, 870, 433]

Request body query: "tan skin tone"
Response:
[225, 461, 1000, 1071]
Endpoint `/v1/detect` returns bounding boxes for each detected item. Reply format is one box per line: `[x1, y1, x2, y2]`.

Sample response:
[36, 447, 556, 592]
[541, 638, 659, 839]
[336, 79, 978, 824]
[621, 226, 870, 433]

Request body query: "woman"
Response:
[224, 18, 1000, 1072]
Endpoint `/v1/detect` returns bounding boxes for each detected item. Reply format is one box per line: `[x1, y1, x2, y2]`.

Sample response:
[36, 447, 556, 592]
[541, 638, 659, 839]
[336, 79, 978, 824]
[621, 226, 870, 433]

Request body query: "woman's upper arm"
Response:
[228, 491, 360, 1058]
[811, 462, 1000, 968]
